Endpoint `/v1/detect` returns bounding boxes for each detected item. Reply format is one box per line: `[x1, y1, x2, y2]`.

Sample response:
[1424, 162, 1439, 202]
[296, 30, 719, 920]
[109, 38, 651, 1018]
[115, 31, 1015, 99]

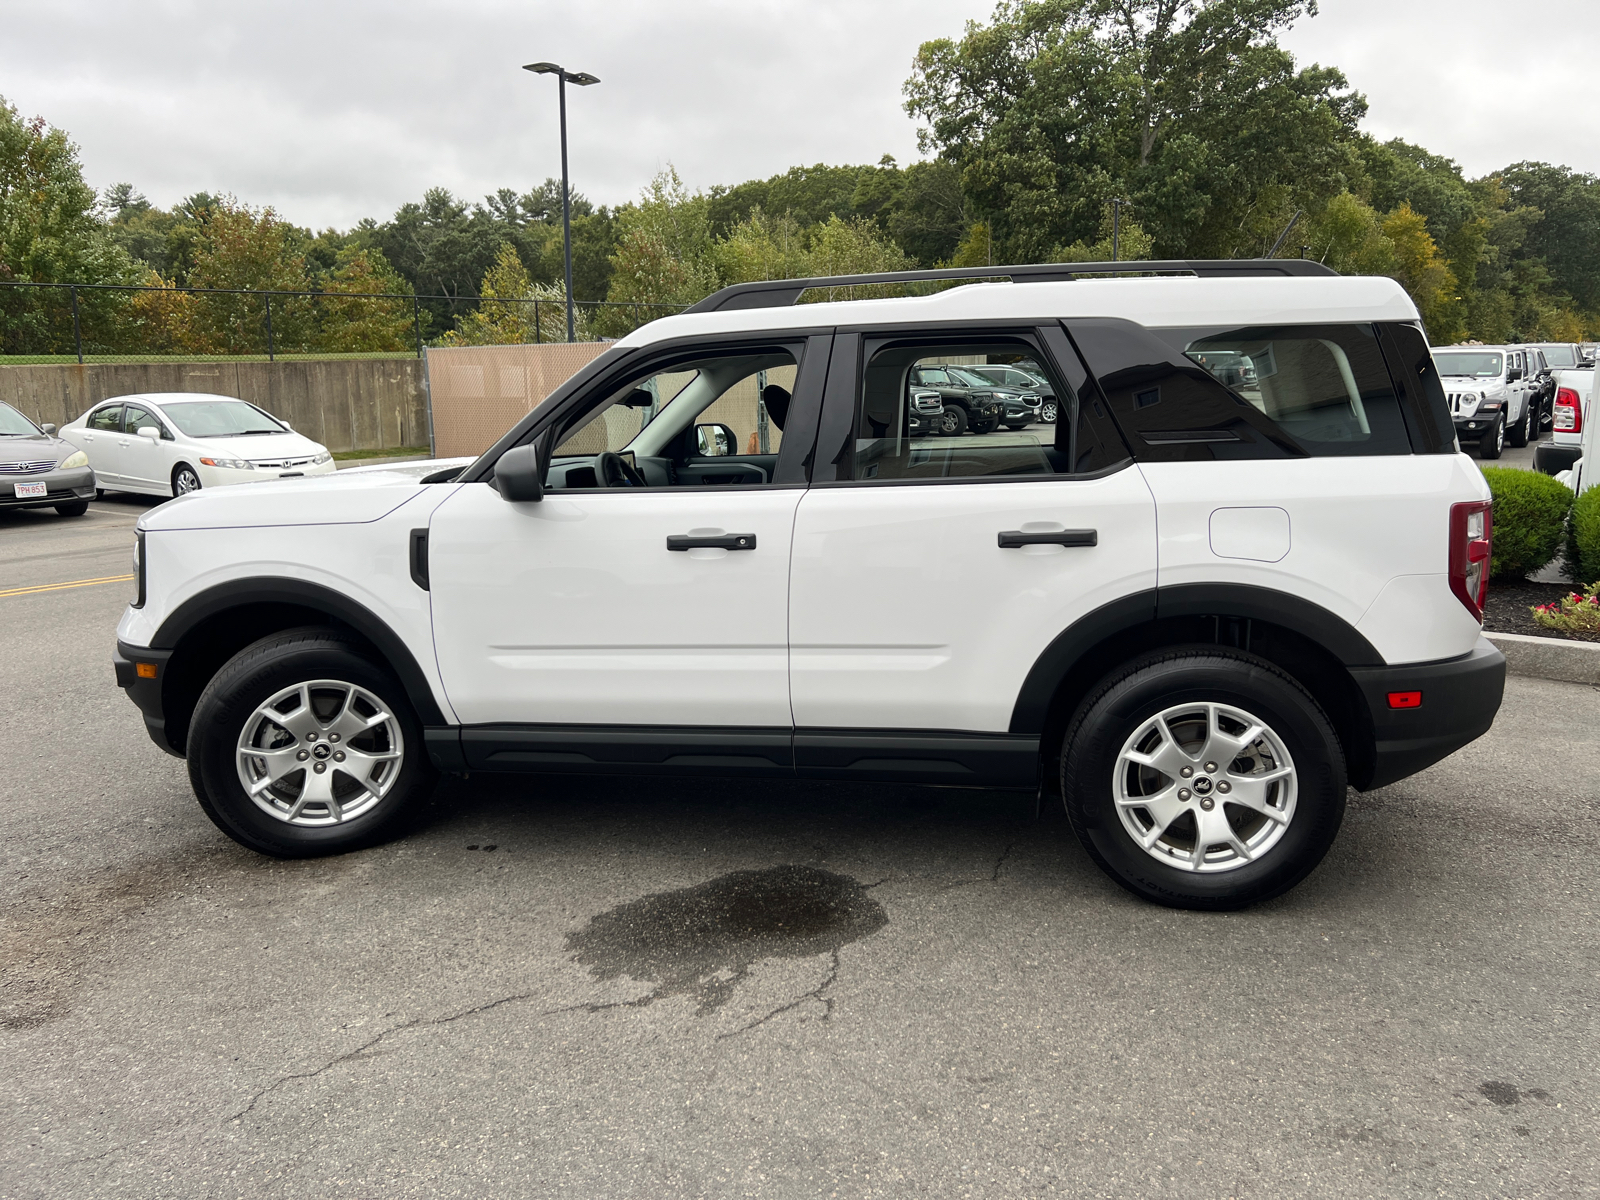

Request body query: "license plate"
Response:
[13, 481, 47, 498]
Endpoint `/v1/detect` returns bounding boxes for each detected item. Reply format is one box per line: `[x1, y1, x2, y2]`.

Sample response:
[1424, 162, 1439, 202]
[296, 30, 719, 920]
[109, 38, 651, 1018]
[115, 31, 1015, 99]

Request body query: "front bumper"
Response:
[0, 465, 96, 509]
[198, 458, 337, 488]
[114, 641, 181, 757]
[1349, 637, 1506, 790]
[1452, 413, 1500, 438]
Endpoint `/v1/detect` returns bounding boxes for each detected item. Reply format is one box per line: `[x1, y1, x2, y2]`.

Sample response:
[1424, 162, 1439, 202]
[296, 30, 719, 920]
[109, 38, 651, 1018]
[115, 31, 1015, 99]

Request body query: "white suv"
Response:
[1431, 345, 1539, 457]
[113, 260, 1505, 910]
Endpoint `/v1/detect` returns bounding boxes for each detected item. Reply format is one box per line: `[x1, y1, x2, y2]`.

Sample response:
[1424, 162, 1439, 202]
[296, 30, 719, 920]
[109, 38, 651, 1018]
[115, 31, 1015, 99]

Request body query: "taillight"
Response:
[1449, 501, 1492, 622]
[1554, 386, 1582, 433]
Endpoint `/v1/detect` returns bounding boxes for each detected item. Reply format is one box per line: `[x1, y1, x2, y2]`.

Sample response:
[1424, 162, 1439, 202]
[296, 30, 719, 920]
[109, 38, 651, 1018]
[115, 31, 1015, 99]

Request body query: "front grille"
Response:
[1446, 392, 1480, 415]
[0, 459, 57, 475]
[251, 456, 317, 469]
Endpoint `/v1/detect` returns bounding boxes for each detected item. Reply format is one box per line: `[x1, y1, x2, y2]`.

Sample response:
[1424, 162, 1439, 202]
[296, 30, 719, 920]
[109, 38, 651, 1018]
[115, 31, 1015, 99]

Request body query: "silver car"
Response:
[0, 402, 96, 517]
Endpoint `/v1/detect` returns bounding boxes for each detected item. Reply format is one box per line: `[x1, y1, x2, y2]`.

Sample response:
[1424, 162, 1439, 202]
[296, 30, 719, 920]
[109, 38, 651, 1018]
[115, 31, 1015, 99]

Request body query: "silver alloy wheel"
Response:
[1041, 401, 1057, 422]
[174, 466, 201, 494]
[236, 679, 405, 826]
[938, 408, 961, 434]
[1494, 417, 1505, 454]
[1112, 701, 1297, 873]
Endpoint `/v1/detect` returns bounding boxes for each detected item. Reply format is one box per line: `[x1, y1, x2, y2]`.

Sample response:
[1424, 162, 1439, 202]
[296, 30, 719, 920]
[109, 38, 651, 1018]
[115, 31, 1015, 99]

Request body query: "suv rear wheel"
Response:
[187, 629, 436, 857]
[1060, 648, 1346, 910]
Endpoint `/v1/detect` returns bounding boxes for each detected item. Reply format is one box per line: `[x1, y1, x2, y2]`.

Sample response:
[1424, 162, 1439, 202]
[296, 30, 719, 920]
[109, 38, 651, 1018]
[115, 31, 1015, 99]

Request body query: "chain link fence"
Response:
[0, 280, 686, 364]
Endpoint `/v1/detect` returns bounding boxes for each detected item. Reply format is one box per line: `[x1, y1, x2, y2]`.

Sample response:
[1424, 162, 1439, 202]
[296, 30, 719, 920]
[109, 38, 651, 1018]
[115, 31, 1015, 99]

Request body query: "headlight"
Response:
[312, 451, 331, 465]
[60, 449, 89, 469]
[198, 456, 255, 470]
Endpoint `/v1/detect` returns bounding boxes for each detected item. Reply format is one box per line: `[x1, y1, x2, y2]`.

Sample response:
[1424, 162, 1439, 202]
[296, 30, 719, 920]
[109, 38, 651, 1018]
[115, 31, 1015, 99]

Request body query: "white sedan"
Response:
[59, 393, 336, 498]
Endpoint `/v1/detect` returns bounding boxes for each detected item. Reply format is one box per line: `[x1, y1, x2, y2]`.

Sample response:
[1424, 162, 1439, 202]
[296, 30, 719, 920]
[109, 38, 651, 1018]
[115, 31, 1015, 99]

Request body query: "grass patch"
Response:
[332, 446, 431, 462]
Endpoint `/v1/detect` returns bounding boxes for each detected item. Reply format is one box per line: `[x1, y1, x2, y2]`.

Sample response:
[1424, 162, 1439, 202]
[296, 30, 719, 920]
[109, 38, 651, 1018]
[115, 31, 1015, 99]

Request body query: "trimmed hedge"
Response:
[1480, 467, 1572, 580]
[1570, 485, 1600, 585]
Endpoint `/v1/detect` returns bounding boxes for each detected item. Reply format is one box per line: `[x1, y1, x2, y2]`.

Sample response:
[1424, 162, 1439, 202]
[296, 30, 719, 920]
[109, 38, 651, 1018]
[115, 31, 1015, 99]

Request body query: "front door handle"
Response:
[667, 533, 757, 551]
[998, 529, 1097, 548]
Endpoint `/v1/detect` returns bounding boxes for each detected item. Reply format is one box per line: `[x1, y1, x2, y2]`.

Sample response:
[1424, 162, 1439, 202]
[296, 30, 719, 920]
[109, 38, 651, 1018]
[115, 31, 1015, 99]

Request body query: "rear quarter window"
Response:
[1067, 319, 1414, 460]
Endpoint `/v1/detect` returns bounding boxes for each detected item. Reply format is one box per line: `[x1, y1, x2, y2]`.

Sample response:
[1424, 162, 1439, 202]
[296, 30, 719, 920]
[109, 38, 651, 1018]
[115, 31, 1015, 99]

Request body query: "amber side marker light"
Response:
[136, 662, 159, 679]
[1387, 691, 1422, 709]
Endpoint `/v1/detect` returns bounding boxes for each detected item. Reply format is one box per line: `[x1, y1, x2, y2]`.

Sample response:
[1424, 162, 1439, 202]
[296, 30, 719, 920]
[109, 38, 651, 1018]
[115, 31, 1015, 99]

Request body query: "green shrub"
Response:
[1480, 467, 1572, 580]
[1532, 581, 1600, 634]
[1570, 485, 1600, 585]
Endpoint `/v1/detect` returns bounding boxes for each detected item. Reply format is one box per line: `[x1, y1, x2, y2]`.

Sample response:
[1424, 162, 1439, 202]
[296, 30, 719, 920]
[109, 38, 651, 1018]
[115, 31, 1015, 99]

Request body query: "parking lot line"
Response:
[0, 573, 134, 599]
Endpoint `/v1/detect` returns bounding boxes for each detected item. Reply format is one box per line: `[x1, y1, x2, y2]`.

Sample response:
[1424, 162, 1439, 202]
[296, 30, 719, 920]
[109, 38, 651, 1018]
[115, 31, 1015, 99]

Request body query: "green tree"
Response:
[904, 0, 1366, 262]
[0, 95, 138, 354]
[314, 247, 415, 353]
[606, 167, 719, 311]
[443, 242, 581, 345]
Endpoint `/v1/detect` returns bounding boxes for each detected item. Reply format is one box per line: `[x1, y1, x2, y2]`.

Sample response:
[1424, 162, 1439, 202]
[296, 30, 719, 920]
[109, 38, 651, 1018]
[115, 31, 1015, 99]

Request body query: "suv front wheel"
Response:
[187, 628, 436, 857]
[1061, 648, 1346, 910]
[1479, 414, 1505, 459]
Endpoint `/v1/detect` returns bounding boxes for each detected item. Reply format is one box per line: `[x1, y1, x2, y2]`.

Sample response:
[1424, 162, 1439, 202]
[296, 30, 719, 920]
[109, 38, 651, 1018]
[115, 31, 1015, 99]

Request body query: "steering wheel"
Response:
[594, 450, 647, 488]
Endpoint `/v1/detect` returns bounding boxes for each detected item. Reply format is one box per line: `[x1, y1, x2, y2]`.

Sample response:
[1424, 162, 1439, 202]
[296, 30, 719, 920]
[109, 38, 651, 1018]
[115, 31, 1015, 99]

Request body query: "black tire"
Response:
[1508, 406, 1530, 448]
[54, 501, 89, 516]
[172, 463, 201, 495]
[972, 416, 1000, 434]
[1060, 647, 1346, 910]
[1479, 415, 1504, 459]
[937, 405, 968, 436]
[94, 488, 105, 499]
[187, 628, 436, 858]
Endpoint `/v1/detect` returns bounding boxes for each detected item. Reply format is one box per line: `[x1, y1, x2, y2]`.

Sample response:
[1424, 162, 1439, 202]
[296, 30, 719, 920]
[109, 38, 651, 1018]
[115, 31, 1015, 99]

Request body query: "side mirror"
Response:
[1507, 368, 1523, 381]
[138, 425, 161, 442]
[694, 423, 737, 457]
[40, 423, 57, 436]
[494, 443, 544, 502]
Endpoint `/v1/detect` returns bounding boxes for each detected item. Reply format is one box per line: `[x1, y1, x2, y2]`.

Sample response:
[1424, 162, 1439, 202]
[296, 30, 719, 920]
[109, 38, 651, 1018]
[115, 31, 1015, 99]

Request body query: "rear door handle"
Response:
[667, 533, 757, 551]
[998, 529, 1097, 548]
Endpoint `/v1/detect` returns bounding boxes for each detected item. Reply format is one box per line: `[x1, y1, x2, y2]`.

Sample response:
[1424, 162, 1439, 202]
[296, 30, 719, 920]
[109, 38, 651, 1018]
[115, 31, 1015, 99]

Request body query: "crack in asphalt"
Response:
[718, 948, 841, 1040]
[225, 988, 546, 1124]
[991, 841, 1016, 881]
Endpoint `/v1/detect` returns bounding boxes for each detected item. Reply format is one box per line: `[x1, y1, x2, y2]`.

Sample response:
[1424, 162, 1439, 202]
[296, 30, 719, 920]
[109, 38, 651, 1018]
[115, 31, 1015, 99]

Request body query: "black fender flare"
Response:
[152, 578, 447, 726]
[1008, 583, 1382, 736]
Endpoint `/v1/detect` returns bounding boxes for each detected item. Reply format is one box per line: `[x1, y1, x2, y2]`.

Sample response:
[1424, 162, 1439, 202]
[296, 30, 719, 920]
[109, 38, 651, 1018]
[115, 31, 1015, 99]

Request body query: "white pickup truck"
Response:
[1535, 362, 1595, 490]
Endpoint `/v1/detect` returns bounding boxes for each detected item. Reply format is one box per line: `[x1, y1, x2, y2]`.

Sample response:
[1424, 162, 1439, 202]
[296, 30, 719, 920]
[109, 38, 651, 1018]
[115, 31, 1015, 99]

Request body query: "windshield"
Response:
[1433, 352, 1502, 378]
[0, 402, 42, 437]
[162, 400, 288, 437]
[1540, 345, 1579, 367]
[948, 367, 1000, 388]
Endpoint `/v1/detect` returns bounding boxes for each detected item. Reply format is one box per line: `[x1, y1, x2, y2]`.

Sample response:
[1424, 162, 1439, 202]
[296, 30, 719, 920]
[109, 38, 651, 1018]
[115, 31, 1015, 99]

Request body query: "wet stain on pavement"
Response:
[565, 864, 887, 1013]
[1480, 1081, 1551, 1107]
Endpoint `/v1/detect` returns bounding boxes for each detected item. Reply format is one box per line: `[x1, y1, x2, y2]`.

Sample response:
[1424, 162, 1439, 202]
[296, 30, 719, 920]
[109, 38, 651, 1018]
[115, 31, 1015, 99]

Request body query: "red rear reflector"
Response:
[136, 662, 158, 679]
[1387, 691, 1422, 709]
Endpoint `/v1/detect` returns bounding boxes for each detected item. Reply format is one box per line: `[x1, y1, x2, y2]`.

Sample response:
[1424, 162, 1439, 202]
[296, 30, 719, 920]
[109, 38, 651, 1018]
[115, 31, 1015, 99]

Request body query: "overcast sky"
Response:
[1, 0, 1593, 231]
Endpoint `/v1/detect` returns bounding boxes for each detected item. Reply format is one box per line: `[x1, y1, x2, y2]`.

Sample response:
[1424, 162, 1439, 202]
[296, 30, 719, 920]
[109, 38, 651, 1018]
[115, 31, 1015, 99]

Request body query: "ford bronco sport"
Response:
[114, 259, 1505, 910]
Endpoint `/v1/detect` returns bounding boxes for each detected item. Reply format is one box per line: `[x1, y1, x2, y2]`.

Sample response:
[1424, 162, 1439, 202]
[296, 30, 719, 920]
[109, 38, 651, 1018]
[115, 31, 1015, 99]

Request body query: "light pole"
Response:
[523, 61, 600, 343]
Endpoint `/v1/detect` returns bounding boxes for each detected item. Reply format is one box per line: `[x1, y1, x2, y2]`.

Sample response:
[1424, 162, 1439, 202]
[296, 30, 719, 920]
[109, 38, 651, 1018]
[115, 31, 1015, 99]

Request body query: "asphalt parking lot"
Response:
[2, 489, 1597, 1200]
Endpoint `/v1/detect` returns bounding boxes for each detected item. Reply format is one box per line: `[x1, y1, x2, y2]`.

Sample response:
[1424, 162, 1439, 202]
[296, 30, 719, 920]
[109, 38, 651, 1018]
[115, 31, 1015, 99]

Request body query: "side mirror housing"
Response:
[494, 443, 544, 502]
[138, 425, 161, 442]
[1507, 368, 1523, 381]
[40, 423, 57, 436]
[694, 423, 738, 457]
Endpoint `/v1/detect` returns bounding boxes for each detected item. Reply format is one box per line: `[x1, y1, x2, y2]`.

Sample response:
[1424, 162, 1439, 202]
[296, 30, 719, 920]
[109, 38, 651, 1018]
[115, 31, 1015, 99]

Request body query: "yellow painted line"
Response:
[0, 573, 135, 599]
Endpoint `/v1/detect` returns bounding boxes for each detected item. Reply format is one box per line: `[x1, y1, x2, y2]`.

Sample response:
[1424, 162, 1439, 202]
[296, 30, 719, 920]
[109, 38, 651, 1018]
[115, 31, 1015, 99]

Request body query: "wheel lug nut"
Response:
[333, 751, 345, 762]
[1178, 788, 1191, 801]
[313, 762, 327, 773]
[306, 732, 317, 742]
[1218, 781, 1231, 794]
[296, 750, 309, 761]
[1204, 761, 1217, 773]
[1180, 766, 1193, 778]
[329, 733, 340, 743]
[1199, 797, 1215, 811]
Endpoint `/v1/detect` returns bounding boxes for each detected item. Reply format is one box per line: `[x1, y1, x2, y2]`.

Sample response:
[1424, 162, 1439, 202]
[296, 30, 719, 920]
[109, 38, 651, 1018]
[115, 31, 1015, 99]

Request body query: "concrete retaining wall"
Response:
[0, 359, 429, 454]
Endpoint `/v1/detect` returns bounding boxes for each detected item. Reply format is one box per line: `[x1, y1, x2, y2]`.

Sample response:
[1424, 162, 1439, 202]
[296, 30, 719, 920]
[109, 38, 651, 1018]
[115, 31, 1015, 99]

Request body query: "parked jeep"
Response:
[1431, 345, 1537, 457]
[115, 259, 1504, 910]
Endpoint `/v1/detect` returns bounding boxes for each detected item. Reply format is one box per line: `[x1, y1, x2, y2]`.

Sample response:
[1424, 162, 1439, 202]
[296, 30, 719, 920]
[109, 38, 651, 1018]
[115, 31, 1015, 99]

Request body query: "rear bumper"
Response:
[114, 641, 181, 757]
[1349, 638, 1506, 790]
[1535, 441, 1582, 476]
